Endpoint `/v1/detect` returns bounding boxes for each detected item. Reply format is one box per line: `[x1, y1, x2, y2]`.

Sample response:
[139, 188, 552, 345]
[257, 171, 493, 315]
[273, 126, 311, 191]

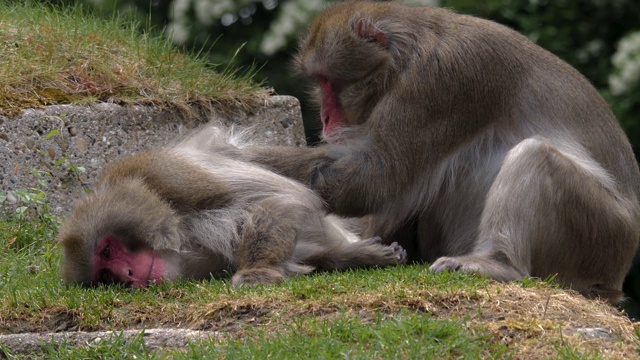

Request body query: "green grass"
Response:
[11, 313, 508, 359]
[183, 313, 509, 359]
[1, 205, 637, 359]
[1, 209, 508, 358]
[0, 1, 269, 118]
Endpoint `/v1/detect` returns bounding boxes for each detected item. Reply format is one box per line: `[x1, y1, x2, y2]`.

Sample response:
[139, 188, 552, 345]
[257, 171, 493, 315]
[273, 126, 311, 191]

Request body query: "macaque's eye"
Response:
[102, 246, 111, 260]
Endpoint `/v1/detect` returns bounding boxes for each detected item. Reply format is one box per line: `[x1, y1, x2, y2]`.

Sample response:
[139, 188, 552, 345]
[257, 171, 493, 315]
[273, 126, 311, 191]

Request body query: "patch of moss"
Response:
[0, 87, 43, 117]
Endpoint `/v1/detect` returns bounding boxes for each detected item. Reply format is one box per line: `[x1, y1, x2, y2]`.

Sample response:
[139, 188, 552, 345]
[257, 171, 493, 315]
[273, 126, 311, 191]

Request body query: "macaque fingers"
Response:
[301, 238, 407, 271]
[429, 254, 524, 282]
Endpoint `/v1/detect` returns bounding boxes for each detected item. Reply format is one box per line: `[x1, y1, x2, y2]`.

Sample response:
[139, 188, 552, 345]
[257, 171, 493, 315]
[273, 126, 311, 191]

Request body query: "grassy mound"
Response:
[0, 1, 270, 118]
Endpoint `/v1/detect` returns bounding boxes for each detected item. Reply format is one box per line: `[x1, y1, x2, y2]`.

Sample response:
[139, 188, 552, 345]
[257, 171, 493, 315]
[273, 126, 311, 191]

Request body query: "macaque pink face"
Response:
[92, 235, 167, 287]
[318, 76, 348, 137]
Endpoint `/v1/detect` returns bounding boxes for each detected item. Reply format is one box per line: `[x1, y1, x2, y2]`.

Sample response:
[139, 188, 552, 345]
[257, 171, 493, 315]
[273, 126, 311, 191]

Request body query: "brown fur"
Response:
[249, 1, 640, 301]
[59, 125, 406, 287]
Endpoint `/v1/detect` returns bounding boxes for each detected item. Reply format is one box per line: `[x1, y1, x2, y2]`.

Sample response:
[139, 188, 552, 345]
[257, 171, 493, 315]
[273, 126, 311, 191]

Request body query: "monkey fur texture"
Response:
[249, 0, 640, 302]
[58, 125, 406, 288]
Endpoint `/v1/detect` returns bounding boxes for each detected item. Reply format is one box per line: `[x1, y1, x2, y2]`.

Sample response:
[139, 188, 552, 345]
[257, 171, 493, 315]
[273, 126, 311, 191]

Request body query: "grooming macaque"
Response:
[58, 125, 406, 288]
[249, 1, 640, 301]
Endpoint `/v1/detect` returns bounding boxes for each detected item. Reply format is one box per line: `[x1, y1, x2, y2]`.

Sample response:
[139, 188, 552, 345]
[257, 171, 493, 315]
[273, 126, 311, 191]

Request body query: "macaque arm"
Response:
[250, 135, 410, 217]
[231, 197, 310, 286]
[232, 199, 408, 286]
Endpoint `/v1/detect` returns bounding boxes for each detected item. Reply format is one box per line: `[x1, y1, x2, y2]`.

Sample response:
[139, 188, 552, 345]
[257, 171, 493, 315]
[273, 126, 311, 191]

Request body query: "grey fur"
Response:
[59, 124, 406, 287]
[249, 1, 640, 301]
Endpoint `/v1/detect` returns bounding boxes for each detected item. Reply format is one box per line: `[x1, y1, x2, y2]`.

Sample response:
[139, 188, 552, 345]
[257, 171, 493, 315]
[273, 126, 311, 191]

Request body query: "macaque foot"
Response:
[429, 254, 524, 282]
[360, 237, 407, 264]
[231, 267, 285, 287]
[387, 241, 408, 264]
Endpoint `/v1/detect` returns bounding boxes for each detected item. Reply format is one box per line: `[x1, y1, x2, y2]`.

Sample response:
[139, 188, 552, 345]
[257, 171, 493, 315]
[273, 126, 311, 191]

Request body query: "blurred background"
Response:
[46, 0, 640, 315]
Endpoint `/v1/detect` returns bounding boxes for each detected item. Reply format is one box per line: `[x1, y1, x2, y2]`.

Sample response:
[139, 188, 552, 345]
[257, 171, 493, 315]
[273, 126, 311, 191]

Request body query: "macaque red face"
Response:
[58, 177, 185, 288]
[91, 235, 167, 287]
[300, 16, 391, 140]
[317, 76, 347, 137]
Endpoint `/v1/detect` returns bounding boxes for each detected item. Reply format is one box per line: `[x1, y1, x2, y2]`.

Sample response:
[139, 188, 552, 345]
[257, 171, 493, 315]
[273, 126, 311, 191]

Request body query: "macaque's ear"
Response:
[352, 18, 388, 48]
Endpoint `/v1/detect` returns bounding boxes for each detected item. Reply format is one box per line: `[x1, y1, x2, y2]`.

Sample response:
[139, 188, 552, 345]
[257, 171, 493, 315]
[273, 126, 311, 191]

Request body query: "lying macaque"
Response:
[58, 125, 406, 287]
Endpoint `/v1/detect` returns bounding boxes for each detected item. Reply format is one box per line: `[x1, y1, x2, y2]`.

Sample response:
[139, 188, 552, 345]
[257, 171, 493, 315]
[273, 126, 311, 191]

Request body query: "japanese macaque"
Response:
[248, 1, 640, 301]
[58, 125, 407, 288]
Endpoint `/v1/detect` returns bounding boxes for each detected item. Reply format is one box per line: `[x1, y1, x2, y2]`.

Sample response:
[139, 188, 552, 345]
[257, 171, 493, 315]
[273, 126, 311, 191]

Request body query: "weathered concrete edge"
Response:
[0, 328, 222, 355]
[0, 322, 621, 355]
[0, 95, 304, 214]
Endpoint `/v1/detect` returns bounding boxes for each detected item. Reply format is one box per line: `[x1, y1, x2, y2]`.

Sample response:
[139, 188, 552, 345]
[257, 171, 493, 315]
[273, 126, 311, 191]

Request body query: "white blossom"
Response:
[609, 31, 640, 96]
[165, 22, 190, 45]
[260, 0, 325, 55]
[165, 0, 441, 54]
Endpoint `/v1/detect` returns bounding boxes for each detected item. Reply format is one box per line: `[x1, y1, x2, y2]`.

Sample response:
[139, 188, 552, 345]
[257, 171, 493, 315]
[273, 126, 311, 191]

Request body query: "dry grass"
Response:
[472, 284, 638, 359]
[0, 2, 271, 118]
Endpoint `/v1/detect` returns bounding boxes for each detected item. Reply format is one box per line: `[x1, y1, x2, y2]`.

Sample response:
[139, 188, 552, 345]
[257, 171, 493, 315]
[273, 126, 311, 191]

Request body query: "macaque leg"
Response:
[303, 236, 408, 271]
[292, 215, 407, 271]
[231, 198, 305, 286]
[430, 137, 638, 296]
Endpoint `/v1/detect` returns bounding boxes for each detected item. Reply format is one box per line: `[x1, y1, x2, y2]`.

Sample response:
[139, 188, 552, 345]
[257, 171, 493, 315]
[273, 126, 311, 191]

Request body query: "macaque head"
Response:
[58, 179, 182, 287]
[295, 4, 398, 137]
